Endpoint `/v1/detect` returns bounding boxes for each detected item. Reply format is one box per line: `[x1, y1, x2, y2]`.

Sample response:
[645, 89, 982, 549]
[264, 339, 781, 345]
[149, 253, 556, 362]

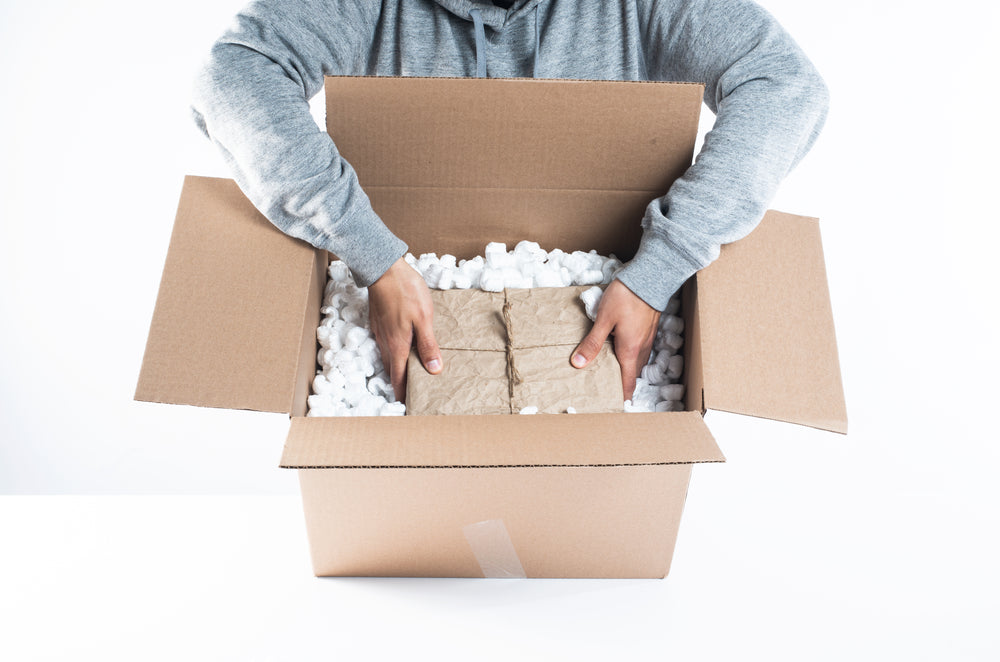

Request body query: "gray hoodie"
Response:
[192, 0, 828, 311]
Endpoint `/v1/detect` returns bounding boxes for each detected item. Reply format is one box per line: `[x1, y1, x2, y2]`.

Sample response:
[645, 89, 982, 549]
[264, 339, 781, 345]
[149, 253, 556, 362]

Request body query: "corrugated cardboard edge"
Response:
[280, 411, 725, 468]
[696, 210, 848, 434]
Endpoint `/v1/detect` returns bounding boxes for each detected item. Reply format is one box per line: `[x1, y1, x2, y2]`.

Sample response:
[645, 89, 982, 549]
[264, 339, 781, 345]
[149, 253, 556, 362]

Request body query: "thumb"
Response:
[572, 320, 612, 369]
[413, 317, 443, 375]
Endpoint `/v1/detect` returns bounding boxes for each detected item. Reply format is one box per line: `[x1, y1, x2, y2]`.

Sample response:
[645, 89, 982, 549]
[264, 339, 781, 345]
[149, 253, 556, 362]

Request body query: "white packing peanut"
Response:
[423, 263, 445, 289]
[353, 355, 375, 378]
[659, 384, 685, 402]
[535, 270, 563, 288]
[662, 315, 684, 334]
[480, 268, 505, 292]
[601, 256, 623, 283]
[640, 362, 666, 385]
[580, 286, 603, 322]
[502, 267, 527, 289]
[667, 354, 684, 380]
[312, 374, 336, 395]
[367, 375, 389, 397]
[328, 262, 351, 282]
[344, 325, 370, 351]
[379, 401, 406, 416]
[354, 393, 386, 417]
[484, 242, 510, 268]
[662, 331, 683, 351]
[341, 304, 366, 326]
[323, 368, 347, 391]
[317, 325, 338, 349]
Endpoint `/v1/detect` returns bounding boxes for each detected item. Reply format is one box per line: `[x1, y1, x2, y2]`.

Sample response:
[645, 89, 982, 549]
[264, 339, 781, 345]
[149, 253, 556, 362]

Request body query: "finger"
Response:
[386, 335, 412, 404]
[413, 316, 443, 375]
[617, 346, 640, 401]
[572, 319, 612, 368]
[636, 342, 654, 379]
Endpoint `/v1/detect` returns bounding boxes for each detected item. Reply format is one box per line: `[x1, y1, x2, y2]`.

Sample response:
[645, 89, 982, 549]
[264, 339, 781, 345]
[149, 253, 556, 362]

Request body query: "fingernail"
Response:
[571, 353, 587, 368]
[427, 358, 441, 372]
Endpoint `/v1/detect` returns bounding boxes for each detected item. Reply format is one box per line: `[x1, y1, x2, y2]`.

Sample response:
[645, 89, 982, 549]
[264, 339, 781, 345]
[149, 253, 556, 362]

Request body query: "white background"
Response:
[1, 0, 998, 660]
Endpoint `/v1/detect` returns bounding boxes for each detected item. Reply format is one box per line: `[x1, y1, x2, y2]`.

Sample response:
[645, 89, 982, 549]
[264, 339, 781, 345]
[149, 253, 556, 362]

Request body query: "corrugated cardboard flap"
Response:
[280, 411, 724, 468]
[325, 77, 703, 260]
[696, 210, 848, 433]
[135, 176, 323, 414]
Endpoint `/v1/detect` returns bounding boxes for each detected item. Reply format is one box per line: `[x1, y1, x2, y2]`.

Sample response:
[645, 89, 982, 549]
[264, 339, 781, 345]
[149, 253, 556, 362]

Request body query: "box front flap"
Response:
[135, 176, 322, 414]
[695, 210, 847, 433]
[326, 77, 703, 260]
[280, 411, 724, 468]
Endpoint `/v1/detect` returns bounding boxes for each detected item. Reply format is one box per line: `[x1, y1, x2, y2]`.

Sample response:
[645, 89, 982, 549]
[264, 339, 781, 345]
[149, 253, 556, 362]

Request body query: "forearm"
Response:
[190, 1, 406, 286]
[622, 0, 830, 310]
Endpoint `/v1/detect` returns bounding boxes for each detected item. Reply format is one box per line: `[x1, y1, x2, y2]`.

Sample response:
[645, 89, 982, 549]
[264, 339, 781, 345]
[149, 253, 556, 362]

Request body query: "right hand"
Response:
[367, 257, 442, 403]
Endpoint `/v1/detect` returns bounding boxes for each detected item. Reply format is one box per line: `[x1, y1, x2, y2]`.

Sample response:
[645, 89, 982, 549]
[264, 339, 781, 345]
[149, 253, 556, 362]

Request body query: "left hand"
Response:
[571, 279, 660, 401]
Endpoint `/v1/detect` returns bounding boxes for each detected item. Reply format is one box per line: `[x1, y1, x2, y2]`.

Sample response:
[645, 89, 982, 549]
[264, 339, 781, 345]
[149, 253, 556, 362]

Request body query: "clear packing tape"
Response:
[462, 519, 527, 579]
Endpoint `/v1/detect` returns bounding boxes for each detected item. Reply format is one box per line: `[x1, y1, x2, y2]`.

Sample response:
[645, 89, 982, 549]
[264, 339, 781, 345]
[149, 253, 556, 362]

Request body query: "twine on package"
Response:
[501, 294, 523, 413]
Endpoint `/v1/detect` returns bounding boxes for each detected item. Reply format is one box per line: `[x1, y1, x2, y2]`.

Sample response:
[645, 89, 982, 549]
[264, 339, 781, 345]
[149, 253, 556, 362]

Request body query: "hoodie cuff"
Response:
[312, 207, 409, 287]
[614, 229, 706, 312]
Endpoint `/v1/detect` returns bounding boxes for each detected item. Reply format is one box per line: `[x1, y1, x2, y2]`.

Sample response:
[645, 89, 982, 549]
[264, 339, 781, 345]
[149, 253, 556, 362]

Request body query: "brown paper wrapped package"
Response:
[406, 287, 624, 415]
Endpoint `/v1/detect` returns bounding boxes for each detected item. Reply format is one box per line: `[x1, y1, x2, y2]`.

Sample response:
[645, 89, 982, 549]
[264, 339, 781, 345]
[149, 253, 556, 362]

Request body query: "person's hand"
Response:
[571, 279, 660, 401]
[368, 257, 442, 403]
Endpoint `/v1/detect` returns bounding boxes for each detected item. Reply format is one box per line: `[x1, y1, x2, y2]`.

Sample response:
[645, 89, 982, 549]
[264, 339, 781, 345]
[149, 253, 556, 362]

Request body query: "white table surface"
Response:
[3, 479, 997, 661]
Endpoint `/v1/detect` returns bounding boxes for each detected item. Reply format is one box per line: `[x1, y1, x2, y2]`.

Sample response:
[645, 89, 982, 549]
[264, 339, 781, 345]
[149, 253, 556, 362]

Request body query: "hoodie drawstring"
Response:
[532, 4, 540, 78]
[469, 3, 541, 79]
[469, 8, 487, 78]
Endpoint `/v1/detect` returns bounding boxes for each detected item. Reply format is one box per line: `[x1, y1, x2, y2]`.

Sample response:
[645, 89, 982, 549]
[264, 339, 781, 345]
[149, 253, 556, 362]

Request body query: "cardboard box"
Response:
[136, 77, 846, 578]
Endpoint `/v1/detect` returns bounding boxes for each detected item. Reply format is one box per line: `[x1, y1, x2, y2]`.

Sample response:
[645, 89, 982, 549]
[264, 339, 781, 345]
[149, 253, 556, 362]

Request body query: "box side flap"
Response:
[280, 411, 725, 468]
[326, 77, 702, 194]
[697, 210, 848, 433]
[135, 176, 321, 414]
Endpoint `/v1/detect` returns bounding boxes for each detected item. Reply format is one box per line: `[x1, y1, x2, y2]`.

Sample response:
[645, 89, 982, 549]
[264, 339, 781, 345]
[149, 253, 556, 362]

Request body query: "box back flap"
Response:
[695, 211, 847, 433]
[135, 176, 322, 414]
[325, 77, 703, 260]
[280, 411, 724, 468]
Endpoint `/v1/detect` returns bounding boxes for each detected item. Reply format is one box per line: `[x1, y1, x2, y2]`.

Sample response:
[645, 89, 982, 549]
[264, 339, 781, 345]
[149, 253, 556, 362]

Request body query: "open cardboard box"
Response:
[136, 77, 846, 578]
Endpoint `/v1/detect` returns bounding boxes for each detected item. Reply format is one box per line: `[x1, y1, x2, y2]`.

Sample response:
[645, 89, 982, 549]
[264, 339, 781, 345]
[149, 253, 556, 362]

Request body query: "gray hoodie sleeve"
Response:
[191, 0, 405, 287]
[616, 0, 829, 310]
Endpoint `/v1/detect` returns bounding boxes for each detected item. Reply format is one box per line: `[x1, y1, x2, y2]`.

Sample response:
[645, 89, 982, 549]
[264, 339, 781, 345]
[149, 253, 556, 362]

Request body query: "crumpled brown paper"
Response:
[406, 286, 623, 415]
